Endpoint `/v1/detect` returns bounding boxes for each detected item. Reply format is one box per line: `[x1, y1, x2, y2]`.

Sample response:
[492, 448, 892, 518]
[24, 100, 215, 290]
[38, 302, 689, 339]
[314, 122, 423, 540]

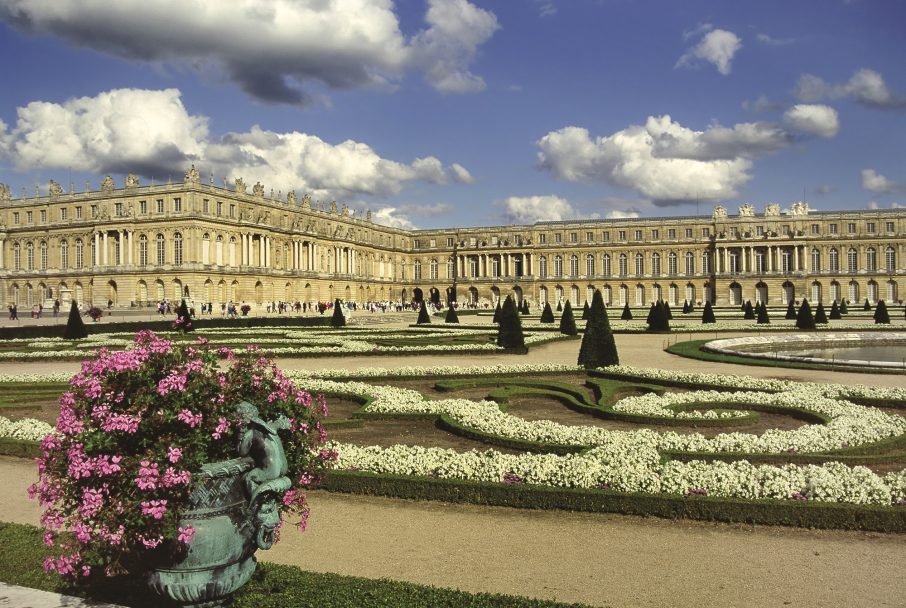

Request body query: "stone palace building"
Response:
[0, 166, 903, 310]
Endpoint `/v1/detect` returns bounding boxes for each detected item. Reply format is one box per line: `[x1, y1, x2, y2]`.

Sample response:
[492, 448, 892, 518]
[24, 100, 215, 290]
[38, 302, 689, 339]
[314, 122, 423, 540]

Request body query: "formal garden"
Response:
[0, 294, 904, 606]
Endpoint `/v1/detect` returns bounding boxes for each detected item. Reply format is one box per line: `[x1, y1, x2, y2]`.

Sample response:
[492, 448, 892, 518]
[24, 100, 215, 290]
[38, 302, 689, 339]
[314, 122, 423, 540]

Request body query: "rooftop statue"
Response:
[48, 179, 64, 197]
[234, 177, 247, 194]
[287, 190, 297, 205]
[184, 164, 201, 184]
[789, 201, 809, 216]
[712, 205, 728, 220]
[101, 176, 115, 193]
[253, 181, 265, 197]
[738, 203, 755, 217]
[764, 203, 781, 216]
[125, 174, 140, 189]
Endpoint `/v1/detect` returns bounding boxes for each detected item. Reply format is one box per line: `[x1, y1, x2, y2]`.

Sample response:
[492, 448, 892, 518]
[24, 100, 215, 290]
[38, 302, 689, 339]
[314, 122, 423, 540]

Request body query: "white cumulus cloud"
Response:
[794, 69, 906, 110]
[783, 104, 840, 137]
[450, 163, 475, 184]
[372, 207, 416, 229]
[605, 210, 640, 219]
[0, 0, 498, 104]
[676, 28, 742, 76]
[861, 169, 903, 193]
[498, 195, 576, 223]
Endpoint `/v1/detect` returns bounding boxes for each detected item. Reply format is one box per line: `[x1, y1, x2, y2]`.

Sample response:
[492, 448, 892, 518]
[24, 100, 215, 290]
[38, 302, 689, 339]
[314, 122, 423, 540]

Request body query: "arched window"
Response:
[554, 255, 563, 277]
[618, 254, 628, 277]
[139, 235, 148, 266]
[26, 242, 34, 270]
[651, 252, 661, 276]
[586, 254, 595, 277]
[202, 233, 211, 265]
[634, 252, 644, 276]
[60, 240, 69, 269]
[829, 248, 839, 272]
[539, 256, 548, 278]
[414, 259, 422, 280]
[430, 258, 438, 280]
[701, 251, 711, 274]
[811, 248, 821, 273]
[569, 254, 579, 277]
[886, 246, 896, 272]
[13, 243, 20, 271]
[602, 254, 611, 277]
[847, 247, 858, 273]
[75, 239, 84, 268]
[865, 247, 876, 272]
[684, 251, 694, 276]
[156, 234, 165, 265]
[40, 241, 47, 270]
[446, 258, 455, 279]
[173, 232, 183, 266]
[667, 252, 677, 276]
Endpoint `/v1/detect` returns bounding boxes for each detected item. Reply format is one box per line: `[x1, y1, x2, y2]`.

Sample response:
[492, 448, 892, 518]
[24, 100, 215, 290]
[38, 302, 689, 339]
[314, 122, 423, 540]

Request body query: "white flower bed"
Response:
[0, 416, 54, 441]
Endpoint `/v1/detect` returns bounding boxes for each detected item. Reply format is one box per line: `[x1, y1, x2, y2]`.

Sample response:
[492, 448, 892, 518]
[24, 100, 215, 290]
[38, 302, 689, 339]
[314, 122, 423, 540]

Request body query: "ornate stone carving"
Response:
[184, 164, 200, 184]
[764, 203, 781, 216]
[101, 176, 115, 193]
[712, 205, 727, 220]
[125, 174, 140, 189]
[366, 209, 372, 222]
[329, 200, 337, 214]
[301, 194, 311, 209]
[0, 183, 10, 203]
[789, 201, 809, 216]
[48, 180, 64, 197]
[234, 177, 247, 194]
[252, 181, 265, 197]
[287, 190, 297, 205]
[738, 203, 755, 217]
[341, 204, 349, 217]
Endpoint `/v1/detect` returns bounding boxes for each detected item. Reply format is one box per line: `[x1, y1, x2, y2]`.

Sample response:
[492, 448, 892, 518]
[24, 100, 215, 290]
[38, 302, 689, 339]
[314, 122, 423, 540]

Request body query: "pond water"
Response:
[772, 345, 906, 364]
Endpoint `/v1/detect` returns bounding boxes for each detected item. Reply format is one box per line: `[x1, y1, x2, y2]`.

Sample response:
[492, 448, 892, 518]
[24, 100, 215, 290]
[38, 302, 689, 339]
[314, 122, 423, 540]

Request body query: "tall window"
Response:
[40, 241, 47, 270]
[554, 255, 563, 277]
[886, 247, 896, 272]
[26, 242, 34, 270]
[847, 247, 858, 273]
[173, 198, 182, 212]
[139, 235, 148, 266]
[60, 240, 69, 269]
[829, 248, 839, 272]
[634, 253, 644, 276]
[781, 250, 791, 274]
[811, 248, 821, 273]
[618, 254, 628, 277]
[173, 232, 183, 266]
[586, 254, 595, 277]
[684, 251, 694, 275]
[156, 234, 165, 265]
[651, 252, 661, 276]
[702, 251, 711, 274]
[602, 254, 611, 277]
[667, 252, 677, 276]
[569, 254, 579, 277]
[414, 260, 422, 280]
[539, 256, 547, 278]
[13, 243, 20, 270]
[430, 259, 438, 280]
[447, 258, 455, 279]
[75, 239, 83, 268]
[865, 247, 876, 272]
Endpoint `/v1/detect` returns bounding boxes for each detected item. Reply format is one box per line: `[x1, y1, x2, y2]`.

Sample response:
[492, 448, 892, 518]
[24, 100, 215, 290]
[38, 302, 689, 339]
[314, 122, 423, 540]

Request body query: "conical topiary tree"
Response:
[874, 300, 890, 324]
[682, 300, 690, 314]
[445, 303, 460, 324]
[829, 300, 841, 320]
[522, 299, 530, 314]
[863, 298, 872, 311]
[492, 301, 502, 323]
[756, 301, 770, 324]
[582, 300, 590, 320]
[796, 299, 816, 330]
[621, 302, 633, 320]
[645, 303, 656, 326]
[815, 302, 828, 324]
[702, 301, 716, 324]
[785, 300, 797, 319]
[665, 302, 673, 320]
[840, 300, 849, 314]
[63, 300, 88, 340]
[416, 300, 431, 325]
[331, 298, 346, 327]
[556, 300, 563, 312]
[540, 302, 555, 323]
[578, 289, 619, 369]
[743, 300, 755, 320]
[559, 300, 578, 336]
[175, 299, 194, 332]
[496, 296, 526, 352]
[647, 301, 670, 332]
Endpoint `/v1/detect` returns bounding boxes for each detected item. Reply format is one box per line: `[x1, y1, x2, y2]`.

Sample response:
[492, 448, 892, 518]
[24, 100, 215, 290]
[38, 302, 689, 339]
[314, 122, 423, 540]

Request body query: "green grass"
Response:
[0, 522, 591, 608]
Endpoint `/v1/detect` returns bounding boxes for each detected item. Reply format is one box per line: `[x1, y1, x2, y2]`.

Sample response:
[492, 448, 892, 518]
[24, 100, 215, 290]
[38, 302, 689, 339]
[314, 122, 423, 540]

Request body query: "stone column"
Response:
[0, 239, 5, 269]
[127, 231, 134, 265]
[723, 247, 729, 274]
[526, 252, 532, 276]
[793, 245, 799, 272]
[102, 232, 109, 266]
[94, 232, 101, 266]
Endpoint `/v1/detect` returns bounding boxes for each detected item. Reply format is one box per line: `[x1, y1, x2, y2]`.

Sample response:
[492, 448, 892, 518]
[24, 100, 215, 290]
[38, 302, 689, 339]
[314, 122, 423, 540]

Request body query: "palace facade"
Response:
[0, 166, 903, 310]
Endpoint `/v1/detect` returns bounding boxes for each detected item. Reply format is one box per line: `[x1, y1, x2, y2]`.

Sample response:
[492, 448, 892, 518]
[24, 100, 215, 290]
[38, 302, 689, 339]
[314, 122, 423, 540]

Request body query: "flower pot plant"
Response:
[29, 331, 331, 606]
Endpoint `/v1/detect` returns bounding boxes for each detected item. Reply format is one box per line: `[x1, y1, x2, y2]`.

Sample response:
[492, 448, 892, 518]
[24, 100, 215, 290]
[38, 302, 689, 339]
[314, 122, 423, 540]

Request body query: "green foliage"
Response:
[840, 300, 849, 314]
[681, 300, 690, 314]
[796, 299, 816, 330]
[743, 300, 755, 320]
[175, 299, 194, 332]
[874, 300, 890, 324]
[701, 301, 716, 324]
[331, 299, 346, 327]
[540, 302, 555, 323]
[578, 290, 619, 369]
[785, 301, 797, 319]
[814, 302, 828, 324]
[63, 300, 88, 340]
[521, 299, 530, 314]
[620, 302, 633, 320]
[492, 301, 502, 323]
[558, 300, 577, 336]
[756, 301, 770, 324]
[864, 298, 872, 311]
[416, 302, 431, 325]
[664, 302, 673, 320]
[647, 301, 670, 332]
[645, 303, 655, 325]
[829, 300, 841, 320]
[581, 300, 590, 320]
[444, 304, 460, 324]
[556, 300, 562, 312]
[496, 296, 526, 351]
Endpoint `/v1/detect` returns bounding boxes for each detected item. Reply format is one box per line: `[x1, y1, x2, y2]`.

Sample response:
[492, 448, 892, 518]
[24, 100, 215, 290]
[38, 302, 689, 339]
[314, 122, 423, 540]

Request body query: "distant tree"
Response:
[701, 301, 716, 324]
[796, 299, 816, 330]
[756, 301, 770, 324]
[63, 300, 88, 340]
[331, 298, 346, 327]
[863, 298, 872, 311]
[416, 301, 431, 325]
[814, 302, 828, 324]
[581, 300, 590, 320]
[578, 289, 619, 369]
[559, 300, 578, 335]
[874, 300, 890, 324]
[648, 300, 670, 332]
[445, 303, 460, 324]
[840, 300, 849, 315]
[621, 302, 633, 320]
[492, 301, 502, 323]
[829, 300, 841, 320]
[496, 296, 526, 352]
[556, 300, 563, 312]
[785, 300, 797, 320]
[743, 300, 755, 320]
[540, 302, 555, 323]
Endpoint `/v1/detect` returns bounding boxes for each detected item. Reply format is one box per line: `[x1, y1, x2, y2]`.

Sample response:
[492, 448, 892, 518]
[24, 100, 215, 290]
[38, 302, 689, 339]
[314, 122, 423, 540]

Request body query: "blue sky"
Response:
[0, 0, 904, 228]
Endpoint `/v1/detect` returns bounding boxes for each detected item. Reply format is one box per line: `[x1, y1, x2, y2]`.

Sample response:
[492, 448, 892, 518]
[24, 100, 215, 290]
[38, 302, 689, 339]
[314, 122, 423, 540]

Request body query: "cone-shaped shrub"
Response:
[874, 300, 890, 324]
[686, 300, 695, 313]
[559, 300, 578, 335]
[665, 302, 673, 320]
[743, 300, 755, 320]
[645, 303, 656, 325]
[331, 298, 347, 327]
[840, 300, 849, 314]
[444, 304, 460, 324]
[863, 299, 872, 311]
[578, 290, 619, 369]
[785, 300, 797, 319]
[756, 301, 770, 324]
[682, 300, 689, 314]
[829, 300, 841, 320]
[175, 299, 194, 332]
[540, 302, 555, 323]
[492, 301, 502, 323]
[556, 300, 563, 312]
[63, 300, 88, 340]
[702, 301, 716, 324]
[647, 300, 670, 332]
[522, 299, 530, 314]
[796, 299, 816, 330]
[582, 300, 590, 320]
[496, 296, 526, 351]
[815, 302, 828, 324]
[416, 301, 431, 325]
[621, 302, 633, 320]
